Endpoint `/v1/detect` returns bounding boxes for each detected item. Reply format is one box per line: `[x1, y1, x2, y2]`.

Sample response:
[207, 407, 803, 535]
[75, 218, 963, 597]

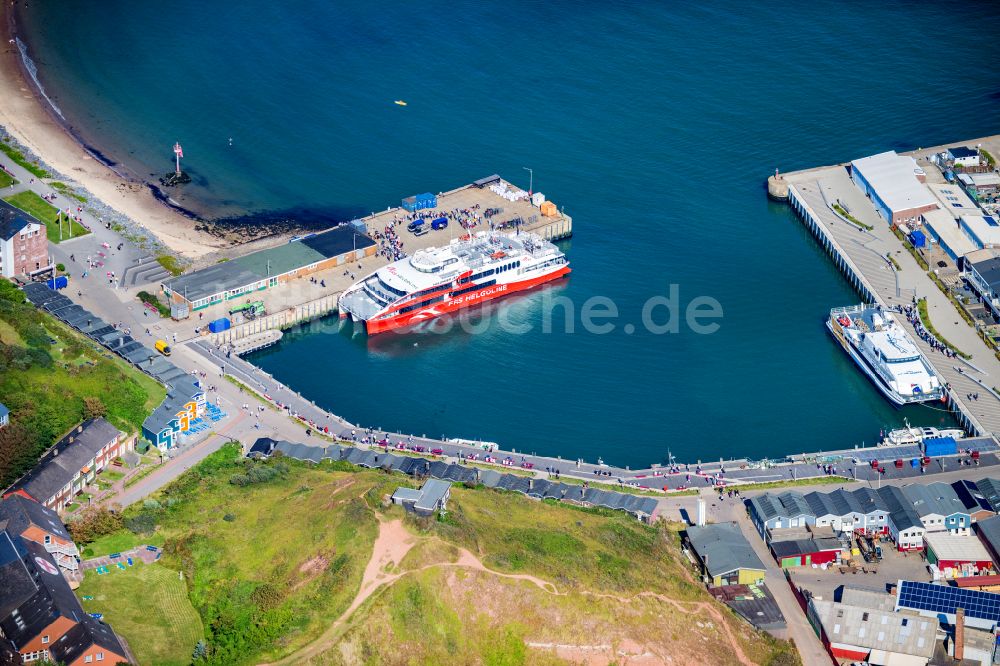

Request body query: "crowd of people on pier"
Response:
[894, 304, 959, 358]
[371, 223, 406, 261]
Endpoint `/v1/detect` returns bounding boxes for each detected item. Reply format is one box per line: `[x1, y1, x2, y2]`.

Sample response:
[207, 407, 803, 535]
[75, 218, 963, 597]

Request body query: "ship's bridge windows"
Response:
[376, 277, 407, 297]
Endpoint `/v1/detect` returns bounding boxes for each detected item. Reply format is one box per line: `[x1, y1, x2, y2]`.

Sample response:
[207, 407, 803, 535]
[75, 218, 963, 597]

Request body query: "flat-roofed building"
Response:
[851, 151, 939, 226]
[807, 599, 936, 664]
[162, 225, 377, 313]
[928, 182, 980, 218]
[960, 214, 1000, 250]
[923, 532, 995, 578]
[921, 208, 977, 261]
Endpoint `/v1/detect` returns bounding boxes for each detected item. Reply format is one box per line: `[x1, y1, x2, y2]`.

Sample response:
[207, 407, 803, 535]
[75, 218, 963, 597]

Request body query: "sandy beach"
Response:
[0, 3, 229, 259]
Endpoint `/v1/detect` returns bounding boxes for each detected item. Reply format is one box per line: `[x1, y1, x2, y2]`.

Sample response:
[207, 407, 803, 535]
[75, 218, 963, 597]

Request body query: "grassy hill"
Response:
[75, 445, 799, 666]
[0, 278, 166, 486]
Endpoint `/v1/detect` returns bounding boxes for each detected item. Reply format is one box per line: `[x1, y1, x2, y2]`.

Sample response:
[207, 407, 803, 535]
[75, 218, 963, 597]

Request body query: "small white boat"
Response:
[394, 100, 407, 106]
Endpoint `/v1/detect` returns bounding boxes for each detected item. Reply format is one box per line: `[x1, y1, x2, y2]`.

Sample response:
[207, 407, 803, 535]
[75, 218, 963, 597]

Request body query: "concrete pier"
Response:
[777, 134, 1000, 438]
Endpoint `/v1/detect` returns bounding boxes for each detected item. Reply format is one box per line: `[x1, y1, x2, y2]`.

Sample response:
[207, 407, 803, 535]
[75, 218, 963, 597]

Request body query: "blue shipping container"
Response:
[402, 196, 419, 212]
[46, 276, 68, 290]
[923, 436, 957, 457]
[911, 230, 926, 248]
[208, 318, 231, 334]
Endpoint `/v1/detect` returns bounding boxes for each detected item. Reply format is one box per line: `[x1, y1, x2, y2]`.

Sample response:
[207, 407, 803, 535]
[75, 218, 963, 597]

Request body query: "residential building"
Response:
[4, 419, 131, 514]
[963, 248, 1000, 321]
[850, 151, 939, 226]
[947, 146, 982, 169]
[0, 200, 51, 279]
[903, 483, 972, 534]
[878, 486, 926, 550]
[807, 598, 936, 664]
[976, 478, 1000, 513]
[923, 532, 995, 578]
[0, 495, 79, 577]
[976, 515, 1000, 565]
[685, 522, 766, 587]
[951, 479, 996, 522]
[746, 492, 815, 538]
[390, 479, 451, 516]
[0, 530, 127, 665]
[852, 487, 890, 535]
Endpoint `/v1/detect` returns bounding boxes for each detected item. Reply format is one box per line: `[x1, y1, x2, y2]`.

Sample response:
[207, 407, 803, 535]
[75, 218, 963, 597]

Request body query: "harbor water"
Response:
[17, 1, 1000, 467]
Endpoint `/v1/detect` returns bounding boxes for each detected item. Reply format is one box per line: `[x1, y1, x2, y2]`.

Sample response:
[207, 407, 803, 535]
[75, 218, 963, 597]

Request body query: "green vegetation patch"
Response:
[0, 169, 16, 188]
[157, 254, 185, 276]
[0, 139, 50, 178]
[77, 563, 204, 666]
[832, 203, 874, 231]
[137, 290, 171, 318]
[49, 181, 88, 203]
[0, 278, 165, 486]
[2, 190, 90, 242]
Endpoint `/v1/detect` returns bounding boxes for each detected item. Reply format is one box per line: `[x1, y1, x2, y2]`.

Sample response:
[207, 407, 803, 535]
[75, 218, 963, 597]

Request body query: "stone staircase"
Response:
[120, 257, 171, 288]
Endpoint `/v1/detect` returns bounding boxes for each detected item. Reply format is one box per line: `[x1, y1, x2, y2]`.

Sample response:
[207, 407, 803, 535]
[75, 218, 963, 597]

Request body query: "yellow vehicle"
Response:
[154, 339, 172, 356]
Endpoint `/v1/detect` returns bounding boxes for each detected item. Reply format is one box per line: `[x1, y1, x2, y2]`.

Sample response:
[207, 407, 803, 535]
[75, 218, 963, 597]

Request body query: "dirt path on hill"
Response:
[264, 518, 754, 666]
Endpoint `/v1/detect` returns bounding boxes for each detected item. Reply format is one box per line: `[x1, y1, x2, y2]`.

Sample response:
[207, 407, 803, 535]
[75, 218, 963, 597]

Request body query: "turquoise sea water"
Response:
[19, 1, 1000, 466]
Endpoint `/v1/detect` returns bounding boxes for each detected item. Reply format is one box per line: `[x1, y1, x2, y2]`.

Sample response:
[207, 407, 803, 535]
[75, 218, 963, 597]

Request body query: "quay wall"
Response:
[209, 293, 338, 346]
[785, 184, 983, 436]
[787, 185, 875, 303]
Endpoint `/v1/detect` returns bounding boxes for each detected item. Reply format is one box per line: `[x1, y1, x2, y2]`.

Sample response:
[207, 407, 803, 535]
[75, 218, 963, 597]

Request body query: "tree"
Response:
[83, 396, 107, 420]
[68, 507, 123, 545]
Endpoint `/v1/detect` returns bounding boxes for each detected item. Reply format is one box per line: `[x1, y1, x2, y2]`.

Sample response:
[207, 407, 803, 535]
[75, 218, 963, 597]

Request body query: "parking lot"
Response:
[788, 536, 932, 602]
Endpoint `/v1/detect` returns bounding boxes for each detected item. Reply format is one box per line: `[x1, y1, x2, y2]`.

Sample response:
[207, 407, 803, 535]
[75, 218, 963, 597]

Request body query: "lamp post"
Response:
[523, 166, 533, 196]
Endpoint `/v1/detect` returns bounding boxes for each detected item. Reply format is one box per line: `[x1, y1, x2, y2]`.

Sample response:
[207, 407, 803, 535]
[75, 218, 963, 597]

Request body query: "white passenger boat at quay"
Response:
[827, 304, 944, 406]
[339, 231, 569, 334]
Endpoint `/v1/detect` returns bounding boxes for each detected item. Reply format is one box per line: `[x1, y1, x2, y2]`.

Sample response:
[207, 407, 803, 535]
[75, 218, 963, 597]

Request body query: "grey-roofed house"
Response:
[526, 479, 551, 498]
[852, 487, 890, 534]
[878, 486, 926, 550]
[391, 479, 451, 516]
[951, 480, 996, 521]
[0, 494, 79, 575]
[975, 514, 1000, 564]
[477, 469, 503, 488]
[746, 492, 816, 539]
[542, 483, 566, 500]
[562, 485, 585, 503]
[506, 476, 531, 495]
[903, 482, 971, 533]
[48, 613, 129, 666]
[5, 419, 128, 515]
[685, 522, 766, 587]
[976, 477, 1000, 513]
